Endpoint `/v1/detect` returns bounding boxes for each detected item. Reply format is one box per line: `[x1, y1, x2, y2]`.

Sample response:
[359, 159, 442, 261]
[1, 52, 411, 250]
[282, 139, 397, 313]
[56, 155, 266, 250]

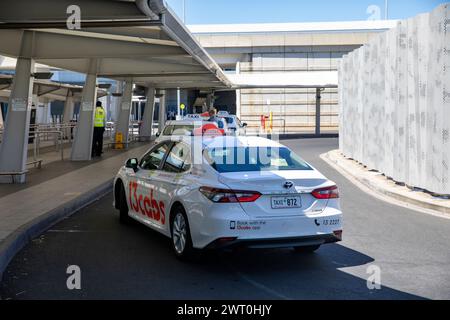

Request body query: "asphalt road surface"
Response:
[2, 138, 450, 300]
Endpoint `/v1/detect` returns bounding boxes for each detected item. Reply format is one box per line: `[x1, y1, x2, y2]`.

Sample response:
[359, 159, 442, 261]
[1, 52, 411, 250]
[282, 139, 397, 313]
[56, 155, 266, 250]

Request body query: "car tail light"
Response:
[333, 230, 343, 241]
[312, 185, 339, 199]
[217, 237, 237, 244]
[199, 187, 261, 203]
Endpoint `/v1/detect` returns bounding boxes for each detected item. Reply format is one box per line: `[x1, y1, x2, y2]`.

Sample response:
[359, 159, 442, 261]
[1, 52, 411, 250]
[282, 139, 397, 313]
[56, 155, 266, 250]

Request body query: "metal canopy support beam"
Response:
[140, 87, 155, 141]
[37, 86, 60, 97]
[70, 59, 98, 161]
[0, 31, 35, 183]
[0, 29, 182, 61]
[115, 79, 133, 147]
[0, 20, 162, 30]
[157, 90, 166, 133]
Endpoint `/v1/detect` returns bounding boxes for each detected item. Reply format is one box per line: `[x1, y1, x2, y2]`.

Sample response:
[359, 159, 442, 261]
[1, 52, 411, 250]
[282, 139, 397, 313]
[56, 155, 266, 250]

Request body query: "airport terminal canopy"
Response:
[0, 0, 232, 90]
[0, 74, 108, 102]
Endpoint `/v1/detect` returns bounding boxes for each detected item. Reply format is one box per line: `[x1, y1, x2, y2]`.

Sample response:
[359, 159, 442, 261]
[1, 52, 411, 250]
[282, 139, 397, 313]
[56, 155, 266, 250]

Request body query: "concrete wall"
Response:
[238, 49, 342, 133]
[339, 4, 450, 195]
[195, 26, 392, 134]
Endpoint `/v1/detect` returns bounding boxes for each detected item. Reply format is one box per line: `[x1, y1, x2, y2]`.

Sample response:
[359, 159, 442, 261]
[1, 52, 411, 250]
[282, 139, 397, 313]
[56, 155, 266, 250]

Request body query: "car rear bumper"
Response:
[191, 205, 342, 249]
[205, 232, 341, 250]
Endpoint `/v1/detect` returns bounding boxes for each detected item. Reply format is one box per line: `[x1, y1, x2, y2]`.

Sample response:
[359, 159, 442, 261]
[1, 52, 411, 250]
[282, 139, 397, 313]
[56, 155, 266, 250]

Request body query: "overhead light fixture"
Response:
[98, 83, 112, 89]
[33, 72, 54, 80]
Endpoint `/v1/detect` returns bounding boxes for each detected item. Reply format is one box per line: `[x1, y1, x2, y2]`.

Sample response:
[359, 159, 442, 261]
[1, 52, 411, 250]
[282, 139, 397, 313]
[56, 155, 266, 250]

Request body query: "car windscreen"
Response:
[223, 117, 234, 124]
[204, 147, 313, 173]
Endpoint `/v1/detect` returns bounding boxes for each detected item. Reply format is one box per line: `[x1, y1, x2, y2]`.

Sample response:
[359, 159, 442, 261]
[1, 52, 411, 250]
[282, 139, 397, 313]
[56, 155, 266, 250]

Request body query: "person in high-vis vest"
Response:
[92, 101, 106, 157]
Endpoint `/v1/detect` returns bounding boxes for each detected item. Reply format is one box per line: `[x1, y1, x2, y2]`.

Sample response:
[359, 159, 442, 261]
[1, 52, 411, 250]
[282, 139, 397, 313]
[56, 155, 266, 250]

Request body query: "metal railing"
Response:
[0, 121, 158, 166]
[0, 123, 76, 167]
[106, 121, 159, 143]
[243, 118, 339, 135]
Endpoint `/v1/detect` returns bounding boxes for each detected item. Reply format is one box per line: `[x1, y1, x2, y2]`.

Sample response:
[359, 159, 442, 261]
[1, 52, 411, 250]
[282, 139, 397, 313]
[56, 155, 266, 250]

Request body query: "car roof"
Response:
[165, 120, 214, 126]
[203, 136, 284, 149]
[155, 136, 286, 154]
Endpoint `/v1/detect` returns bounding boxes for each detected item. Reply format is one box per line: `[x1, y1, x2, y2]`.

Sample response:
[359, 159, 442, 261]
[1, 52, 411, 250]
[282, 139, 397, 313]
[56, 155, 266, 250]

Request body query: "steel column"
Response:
[157, 90, 166, 133]
[315, 88, 322, 137]
[177, 88, 181, 117]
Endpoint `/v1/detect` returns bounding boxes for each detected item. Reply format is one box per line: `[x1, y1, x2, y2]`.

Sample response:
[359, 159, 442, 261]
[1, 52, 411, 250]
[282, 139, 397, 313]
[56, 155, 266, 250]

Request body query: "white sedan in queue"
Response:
[113, 136, 343, 259]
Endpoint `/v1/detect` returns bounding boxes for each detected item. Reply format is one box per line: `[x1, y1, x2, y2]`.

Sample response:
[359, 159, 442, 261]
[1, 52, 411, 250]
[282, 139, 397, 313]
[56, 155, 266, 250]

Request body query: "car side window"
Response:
[162, 125, 174, 136]
[162, 142, 192, 173]
[140, 143, 170, 170]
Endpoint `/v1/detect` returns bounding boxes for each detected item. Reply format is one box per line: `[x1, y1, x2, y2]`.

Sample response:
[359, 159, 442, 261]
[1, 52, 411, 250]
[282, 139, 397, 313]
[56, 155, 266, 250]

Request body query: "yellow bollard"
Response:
[115, 132, 124, 150]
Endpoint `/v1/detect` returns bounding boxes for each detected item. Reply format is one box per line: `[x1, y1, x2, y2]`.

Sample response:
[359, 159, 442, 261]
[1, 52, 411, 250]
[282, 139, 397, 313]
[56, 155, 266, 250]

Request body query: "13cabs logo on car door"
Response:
[128, 180, 166, 225]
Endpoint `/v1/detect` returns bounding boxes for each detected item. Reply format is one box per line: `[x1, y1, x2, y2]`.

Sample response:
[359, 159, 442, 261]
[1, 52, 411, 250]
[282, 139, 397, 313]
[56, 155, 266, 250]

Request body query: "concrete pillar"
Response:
[235, 62, 242, 118]
[0, 103, 3, 128]
[140, 87, 155, 140]
[157, 90, 166, 133]
[315, 88, 322, 137]
[70, 60, 98, 161]
[38, 102, 48, 124]
[0, 32, 35, 183]
[206, 93, 214, 112]
[63, 95, 75, 139]
[36, 98, 44, 124]
[47, 101, 52, 124]
[112, 81, 123, 122]
[115, 79, 133, 146]
[106, 92, 112, 121]
[63, 95, 75, 123]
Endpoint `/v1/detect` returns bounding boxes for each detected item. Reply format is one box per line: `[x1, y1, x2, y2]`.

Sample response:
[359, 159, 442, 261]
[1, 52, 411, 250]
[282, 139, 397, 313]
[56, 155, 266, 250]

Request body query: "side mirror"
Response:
[242, 123, 248, 127]
[156, 132, 161, 137]
[125, 158, 139, 173]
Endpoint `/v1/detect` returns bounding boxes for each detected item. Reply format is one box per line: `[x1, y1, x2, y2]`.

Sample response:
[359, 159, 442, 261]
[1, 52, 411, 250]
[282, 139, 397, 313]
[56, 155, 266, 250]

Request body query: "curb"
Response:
[278, 133, 339, 140]
[321, 150, 450, 219]
[0, 179, 114, 282]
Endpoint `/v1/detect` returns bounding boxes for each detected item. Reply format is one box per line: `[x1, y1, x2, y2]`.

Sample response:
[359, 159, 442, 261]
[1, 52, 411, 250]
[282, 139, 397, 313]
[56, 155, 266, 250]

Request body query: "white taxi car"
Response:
[155, 120, 225, 144]
[113, 136, 342, 259]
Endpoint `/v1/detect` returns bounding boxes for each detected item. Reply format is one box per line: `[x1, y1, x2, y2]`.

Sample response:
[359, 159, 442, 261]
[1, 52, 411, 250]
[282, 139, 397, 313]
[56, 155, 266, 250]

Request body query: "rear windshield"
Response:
[204, 147, 313, 173]
[163, 125, 194, 136]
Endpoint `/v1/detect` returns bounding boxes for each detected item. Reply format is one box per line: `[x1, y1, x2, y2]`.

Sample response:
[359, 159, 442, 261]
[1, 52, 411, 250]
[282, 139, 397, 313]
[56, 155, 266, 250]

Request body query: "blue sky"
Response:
[165, 0, 447, 24]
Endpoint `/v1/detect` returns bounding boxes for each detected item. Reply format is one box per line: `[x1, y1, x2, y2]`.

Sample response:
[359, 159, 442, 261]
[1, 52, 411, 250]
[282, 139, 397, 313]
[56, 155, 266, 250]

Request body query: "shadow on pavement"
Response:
[0, 194, 425, 300]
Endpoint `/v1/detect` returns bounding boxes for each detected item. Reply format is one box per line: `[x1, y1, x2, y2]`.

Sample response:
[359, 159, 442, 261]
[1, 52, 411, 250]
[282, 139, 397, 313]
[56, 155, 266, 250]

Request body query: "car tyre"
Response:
[118, 183, 132, 225]
[293, 245, 321, 253]
[171, 206, 196, 260]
